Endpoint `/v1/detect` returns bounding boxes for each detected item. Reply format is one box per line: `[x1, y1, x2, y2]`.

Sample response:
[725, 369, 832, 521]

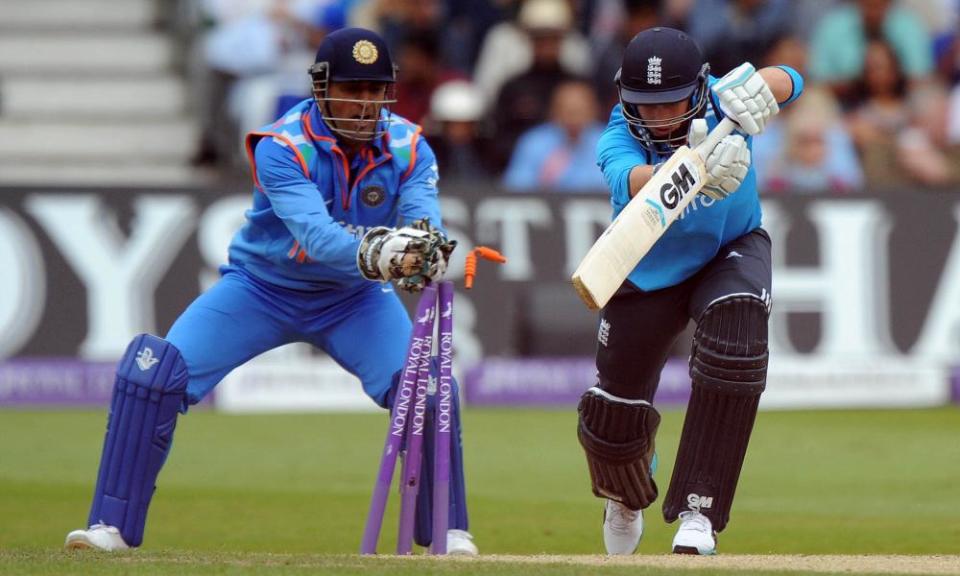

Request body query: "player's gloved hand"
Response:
[711, 63, 779, 135]
[357, 218, 456, 293]
[688, 118, 751, 200]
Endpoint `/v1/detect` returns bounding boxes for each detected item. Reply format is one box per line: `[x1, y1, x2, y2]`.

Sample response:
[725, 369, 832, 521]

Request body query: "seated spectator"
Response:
[687, 0, 793, 77]
[592, 0, 663, 109]
[809, 0, 933, 104]
[897, 82, 960, 187]
[271, 2, 351, 117]
[489, 1, 586, 169]
[846, 38, 913, 187]
[755, 87, 864, 194]
[424, 80, 495, 182]
[196, 0, 339, 169]
[763, 34, 808, 78]
[503, 80, 606, 192]
[473, 0, 592, 106]
[391, 31, 464, 124]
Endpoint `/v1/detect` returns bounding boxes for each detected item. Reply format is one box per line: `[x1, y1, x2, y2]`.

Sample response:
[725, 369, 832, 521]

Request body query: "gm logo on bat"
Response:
[659, 159, 700, 210]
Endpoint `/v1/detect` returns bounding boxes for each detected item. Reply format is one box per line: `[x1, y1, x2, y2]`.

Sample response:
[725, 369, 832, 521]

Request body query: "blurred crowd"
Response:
[190, 0, 960, 193]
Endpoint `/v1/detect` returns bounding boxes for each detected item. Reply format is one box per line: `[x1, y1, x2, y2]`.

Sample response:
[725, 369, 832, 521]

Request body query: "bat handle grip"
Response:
[694, 117, 737, 160]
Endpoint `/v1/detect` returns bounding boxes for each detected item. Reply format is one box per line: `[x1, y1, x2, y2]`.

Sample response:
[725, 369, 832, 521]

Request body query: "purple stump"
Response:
[396, 290, 437, 554]
[431, 281, 454, 554]
[361, 285, 438, 555]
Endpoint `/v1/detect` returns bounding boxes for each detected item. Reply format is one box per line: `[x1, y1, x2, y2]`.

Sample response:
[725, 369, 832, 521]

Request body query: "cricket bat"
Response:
[572, 117, 736, 310]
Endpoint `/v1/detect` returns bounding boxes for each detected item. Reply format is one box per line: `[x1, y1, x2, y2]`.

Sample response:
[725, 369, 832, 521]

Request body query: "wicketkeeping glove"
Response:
[688, 118, 751, 200]
[357, 218, 457, 293]
[711, 62, 779, 136]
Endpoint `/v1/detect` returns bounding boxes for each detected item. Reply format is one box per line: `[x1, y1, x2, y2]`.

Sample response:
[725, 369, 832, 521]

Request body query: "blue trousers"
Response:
[167, 266, 411, 408]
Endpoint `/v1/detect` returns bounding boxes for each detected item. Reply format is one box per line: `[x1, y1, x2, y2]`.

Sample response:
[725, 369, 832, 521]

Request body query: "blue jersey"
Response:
[595, 69, 803, 291]
[228, 99, 444, 292]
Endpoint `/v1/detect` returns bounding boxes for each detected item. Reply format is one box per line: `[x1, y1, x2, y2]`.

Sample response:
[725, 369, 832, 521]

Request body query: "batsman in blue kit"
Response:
[65, 28, 477, 555]
[576, 28, 803, 555]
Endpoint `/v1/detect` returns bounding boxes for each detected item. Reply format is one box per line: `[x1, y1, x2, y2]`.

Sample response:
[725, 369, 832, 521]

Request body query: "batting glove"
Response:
[711, 63, 779, 136]
[688, 118, 751, 200]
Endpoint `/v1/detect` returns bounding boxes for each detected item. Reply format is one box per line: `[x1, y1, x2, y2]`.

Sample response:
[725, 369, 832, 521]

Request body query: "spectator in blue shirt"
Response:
[503, 79, 606, 191]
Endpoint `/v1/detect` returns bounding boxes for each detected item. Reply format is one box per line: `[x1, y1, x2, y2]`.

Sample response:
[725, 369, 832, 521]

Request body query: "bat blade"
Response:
[572, 118, 736, 310]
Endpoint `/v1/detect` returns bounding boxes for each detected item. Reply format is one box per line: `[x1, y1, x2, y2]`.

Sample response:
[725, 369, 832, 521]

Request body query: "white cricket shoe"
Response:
[603, 499, 643, 554]
[64, 524, 130, 551]
[671, 511, 717, 555]
[446, 529, 479, 556]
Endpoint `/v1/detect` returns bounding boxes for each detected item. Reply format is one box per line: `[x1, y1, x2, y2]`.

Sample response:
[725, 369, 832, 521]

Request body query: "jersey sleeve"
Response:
[596, 105, 651, 212]
[254, 136, 361, 276]
[396, 136, 446, 234]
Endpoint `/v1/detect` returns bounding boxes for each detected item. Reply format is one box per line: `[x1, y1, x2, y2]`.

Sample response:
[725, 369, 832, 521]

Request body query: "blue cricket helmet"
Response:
[309, 28, 398, 141]
[616, 27, 710, 153]
[310, 27, 397, 84]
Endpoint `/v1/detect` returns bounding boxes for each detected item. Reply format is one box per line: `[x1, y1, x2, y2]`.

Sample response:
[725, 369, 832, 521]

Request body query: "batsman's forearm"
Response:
[627, 164, 657, 198]
[759, 66, 795, 104]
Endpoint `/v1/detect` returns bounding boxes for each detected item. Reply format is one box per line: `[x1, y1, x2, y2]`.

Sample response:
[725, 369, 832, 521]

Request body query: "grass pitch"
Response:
[1, 407, 959, 575]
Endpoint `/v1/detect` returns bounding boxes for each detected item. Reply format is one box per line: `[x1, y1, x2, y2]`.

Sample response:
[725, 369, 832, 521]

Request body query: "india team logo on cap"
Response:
[353, 40, 379, 65]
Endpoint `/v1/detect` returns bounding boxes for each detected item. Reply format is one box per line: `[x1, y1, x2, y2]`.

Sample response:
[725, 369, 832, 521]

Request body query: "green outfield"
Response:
[1, 407, 959, 575]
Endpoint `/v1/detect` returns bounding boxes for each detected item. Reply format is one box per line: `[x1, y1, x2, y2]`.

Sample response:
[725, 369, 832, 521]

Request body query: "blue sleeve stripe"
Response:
[775, 65, 804, 106]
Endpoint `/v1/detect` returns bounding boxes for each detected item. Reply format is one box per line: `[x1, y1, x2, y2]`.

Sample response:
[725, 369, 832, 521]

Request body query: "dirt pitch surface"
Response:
[437, 554, 960, 575]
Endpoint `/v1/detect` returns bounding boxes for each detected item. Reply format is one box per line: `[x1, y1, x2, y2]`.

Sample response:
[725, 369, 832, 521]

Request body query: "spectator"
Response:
[425, 80, 495, 181]
[271, 2, 351, 118]
[353, 0, 475, 73]
[686, 0, 793, 77]
[593, 0, 663, 109]
[225, 2, 339, 142]
[809, 0, 933, 103]
[762, 34, 809, 78]
[588, 0, 634, 53]
[846, 38, 912, 187]
[789, 0, 843, 42]
[661, 0, 696, 28]
[195, 0, 337, 168]
[379, 0, 444, 44]
[441, 0, 515, 75]
[503, 80, 606, 191]
[473, 0, 592, 106]
[489, 0, 586, 168]
[391, 32, 464, 124]
[897, 82, 960, 187]
[755, 87, 864, 194]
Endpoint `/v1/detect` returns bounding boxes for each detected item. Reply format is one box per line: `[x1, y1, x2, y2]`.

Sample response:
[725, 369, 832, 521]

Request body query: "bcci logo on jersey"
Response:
[360, 185, 386, 208]
[659, 159, 700, 210]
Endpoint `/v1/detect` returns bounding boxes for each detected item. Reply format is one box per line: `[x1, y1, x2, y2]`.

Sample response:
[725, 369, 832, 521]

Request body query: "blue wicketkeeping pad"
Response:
[88, 334, 188, 546]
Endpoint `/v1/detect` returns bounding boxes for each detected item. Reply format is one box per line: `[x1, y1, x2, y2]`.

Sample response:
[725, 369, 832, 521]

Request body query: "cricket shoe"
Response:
[603, 499, 643, 555]
[446, 529, 479, 555]
[671, 511, 717, 555]
[64, 524, 130, 551]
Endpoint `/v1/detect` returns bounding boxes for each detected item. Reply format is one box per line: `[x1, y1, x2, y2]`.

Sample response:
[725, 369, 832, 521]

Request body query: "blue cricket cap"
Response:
[312, 27, 395, 83]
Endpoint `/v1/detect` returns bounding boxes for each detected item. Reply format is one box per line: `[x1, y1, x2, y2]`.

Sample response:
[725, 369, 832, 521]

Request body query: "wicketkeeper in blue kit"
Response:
[65, 28, 477, 555]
